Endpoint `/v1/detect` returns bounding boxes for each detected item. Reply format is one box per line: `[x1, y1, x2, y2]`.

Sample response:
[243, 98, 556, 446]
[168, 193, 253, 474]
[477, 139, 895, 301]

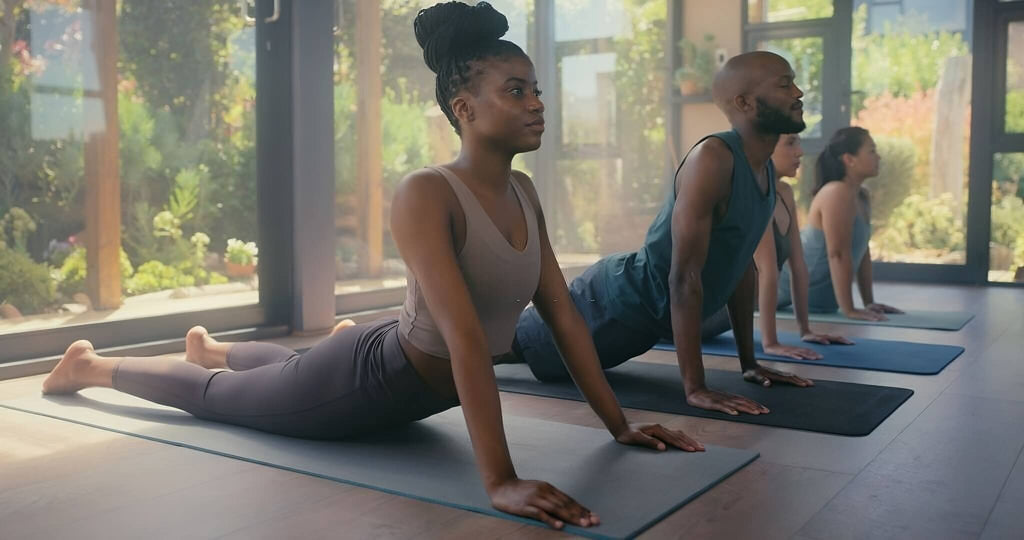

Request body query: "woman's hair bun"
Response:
[414, 2, 509, 73]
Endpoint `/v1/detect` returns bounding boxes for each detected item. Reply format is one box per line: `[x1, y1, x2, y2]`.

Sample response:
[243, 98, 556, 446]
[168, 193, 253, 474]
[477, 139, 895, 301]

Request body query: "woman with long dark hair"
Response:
[776, 127, 902, 320]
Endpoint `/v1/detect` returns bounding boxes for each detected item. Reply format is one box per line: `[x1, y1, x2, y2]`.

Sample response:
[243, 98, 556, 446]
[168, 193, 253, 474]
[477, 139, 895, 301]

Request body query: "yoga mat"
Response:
[770, 309, 973, 331]
[495, 363, 913, 437]
[652, 330, 964, 375]
[1, 390, 758, 540]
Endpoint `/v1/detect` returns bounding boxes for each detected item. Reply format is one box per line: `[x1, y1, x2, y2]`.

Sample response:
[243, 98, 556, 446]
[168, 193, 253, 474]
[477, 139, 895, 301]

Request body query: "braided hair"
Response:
[814, 126, 871, 194]
[414, 1, 528, 135]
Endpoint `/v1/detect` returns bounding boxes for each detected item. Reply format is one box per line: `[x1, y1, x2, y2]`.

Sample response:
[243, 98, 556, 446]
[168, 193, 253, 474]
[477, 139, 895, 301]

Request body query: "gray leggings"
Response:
[112, 319, 457, 440]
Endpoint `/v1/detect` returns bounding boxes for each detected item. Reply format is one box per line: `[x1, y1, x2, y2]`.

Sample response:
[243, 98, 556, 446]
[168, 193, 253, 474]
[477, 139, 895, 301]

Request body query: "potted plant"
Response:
[224, 238, 258, 278]
[675, 34, 717, 96]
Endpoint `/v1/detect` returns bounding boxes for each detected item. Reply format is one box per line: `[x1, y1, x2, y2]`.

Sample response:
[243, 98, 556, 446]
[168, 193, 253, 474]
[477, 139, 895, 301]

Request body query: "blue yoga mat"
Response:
[653, 330, 964, 375]
[771, 309, 973, 331]
[1, 390, 758, 540]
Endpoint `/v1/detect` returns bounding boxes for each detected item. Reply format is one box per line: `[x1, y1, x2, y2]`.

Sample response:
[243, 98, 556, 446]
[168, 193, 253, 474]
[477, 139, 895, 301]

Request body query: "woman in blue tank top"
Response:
[778, 127, 903, 320]
[748, 134, 851, 359]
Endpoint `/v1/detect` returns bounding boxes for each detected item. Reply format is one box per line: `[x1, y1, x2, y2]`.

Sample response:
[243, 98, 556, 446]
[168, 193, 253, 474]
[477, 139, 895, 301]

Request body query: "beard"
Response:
[755, 97, 806, 134]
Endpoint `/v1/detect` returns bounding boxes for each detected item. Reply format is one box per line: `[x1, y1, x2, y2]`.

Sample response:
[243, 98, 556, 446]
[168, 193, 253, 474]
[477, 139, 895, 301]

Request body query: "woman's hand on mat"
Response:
[615, 424, 705, 452]
[762, 342, 824, 360]
[800, 332, 854, 346]
[866, 302, 903, 314]
[489, 479, 599, 530]
[844, 308, 888, 321]
[742, 365, 814, 388]
[685, 387, 770, 416]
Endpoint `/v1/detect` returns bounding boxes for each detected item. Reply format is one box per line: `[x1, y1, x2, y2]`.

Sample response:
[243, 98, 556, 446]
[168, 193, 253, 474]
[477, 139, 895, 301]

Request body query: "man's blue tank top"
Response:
[596, 129, 777, 338]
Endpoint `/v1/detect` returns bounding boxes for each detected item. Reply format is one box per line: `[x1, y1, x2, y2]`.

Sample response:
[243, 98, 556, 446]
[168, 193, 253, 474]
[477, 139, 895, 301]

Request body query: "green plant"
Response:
[674, 34, 716, 92]
[850, 5, 969, 114]
[877, 193, 965, 255]
[1008, 91, 1024, 134]
[125, 260, 196, 295]
[990, 190, 1024, 249]
[224, 238, 257, 265]
[124, 259, 228, 295]
[56, 247, 135, 299]
[0, 207, 36, 252]
[0, 245, 56, 314]
[1015, 231, 1024, 272]
[863, 136, 917, 230]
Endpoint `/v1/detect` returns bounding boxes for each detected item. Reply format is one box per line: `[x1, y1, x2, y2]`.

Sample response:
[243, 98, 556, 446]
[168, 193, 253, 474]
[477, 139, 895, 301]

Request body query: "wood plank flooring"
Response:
[1, 283, 1021, 539]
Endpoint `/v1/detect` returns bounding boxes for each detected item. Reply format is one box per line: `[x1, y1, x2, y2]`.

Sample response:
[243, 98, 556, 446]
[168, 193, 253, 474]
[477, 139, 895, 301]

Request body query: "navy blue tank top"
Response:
[596, 129, 777, 337]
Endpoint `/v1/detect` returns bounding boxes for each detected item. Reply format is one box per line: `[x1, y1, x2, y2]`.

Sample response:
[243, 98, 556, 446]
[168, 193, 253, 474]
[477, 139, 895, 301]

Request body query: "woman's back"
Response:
[795, 183, 871, 312]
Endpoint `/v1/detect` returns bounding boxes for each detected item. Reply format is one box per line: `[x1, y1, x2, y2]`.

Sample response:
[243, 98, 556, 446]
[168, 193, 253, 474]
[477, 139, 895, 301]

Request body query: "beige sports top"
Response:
[399, 166, 542, 358]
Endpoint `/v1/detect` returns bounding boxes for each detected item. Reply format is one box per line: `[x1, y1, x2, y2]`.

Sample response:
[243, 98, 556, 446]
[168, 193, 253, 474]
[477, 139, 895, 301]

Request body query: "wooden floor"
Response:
[1, 282, 1022, 539]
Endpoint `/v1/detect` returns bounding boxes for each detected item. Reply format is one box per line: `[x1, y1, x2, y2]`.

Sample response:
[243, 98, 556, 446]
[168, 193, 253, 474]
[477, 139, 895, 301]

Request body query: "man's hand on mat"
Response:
[801, 332, 854, 346]
[762, 343, 823, 360]
[844, 308, 888, 321]
[489, 479, 599, 530]
[685, 387, 770, 416]
[742, 365, 814, 388]
[866, 302, 903, 314]
[615, 424, 705, 452]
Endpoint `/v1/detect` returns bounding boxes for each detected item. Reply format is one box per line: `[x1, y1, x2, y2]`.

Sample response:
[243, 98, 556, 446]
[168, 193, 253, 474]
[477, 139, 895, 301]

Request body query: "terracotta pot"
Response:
[225, 261, 256, 278]
[0, 303, 22, 319]
[678, 79, 704, 96]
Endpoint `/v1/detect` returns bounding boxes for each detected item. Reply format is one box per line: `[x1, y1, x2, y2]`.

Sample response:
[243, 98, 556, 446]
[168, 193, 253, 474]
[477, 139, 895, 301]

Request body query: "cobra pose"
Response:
[42, 1, 701, 531]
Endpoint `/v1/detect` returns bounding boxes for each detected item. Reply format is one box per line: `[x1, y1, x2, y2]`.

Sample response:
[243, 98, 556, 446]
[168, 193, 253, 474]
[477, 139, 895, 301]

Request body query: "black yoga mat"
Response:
[495, 362, 913, 437]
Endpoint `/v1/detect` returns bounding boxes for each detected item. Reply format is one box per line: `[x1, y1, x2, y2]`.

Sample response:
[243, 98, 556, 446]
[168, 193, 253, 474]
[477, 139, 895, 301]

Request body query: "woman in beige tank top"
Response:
[41, 2, 701, 532]
[389, 1, 702, 531]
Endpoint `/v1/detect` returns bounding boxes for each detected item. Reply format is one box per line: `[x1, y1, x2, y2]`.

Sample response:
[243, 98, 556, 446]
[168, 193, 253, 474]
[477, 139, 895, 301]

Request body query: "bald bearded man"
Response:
[510, 52, 813, 415]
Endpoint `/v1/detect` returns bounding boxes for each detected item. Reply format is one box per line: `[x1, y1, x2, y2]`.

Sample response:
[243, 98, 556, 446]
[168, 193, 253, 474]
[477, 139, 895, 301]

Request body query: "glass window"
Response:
[857, 0, 969, 35]
[747, 0, 833, 24]
[1006, 21, 1024, 133]
[0, 1, 257, 335]
[331, 1, 530, 298]
[990, 153, 1024, 283]
[755, 36, 824, 138]
[848, 1, 972, 266]
[551, 0, 668, 260]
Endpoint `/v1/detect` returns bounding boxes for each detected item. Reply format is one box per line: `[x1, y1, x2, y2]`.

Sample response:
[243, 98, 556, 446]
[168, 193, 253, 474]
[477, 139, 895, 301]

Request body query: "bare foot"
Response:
[42, 340, 96, 395]
[185, 326, 228, 369]
[330, 319, 356, 337]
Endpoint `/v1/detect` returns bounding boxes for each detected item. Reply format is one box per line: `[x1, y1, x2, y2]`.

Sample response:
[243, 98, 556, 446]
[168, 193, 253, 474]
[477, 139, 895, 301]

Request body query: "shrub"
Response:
[125, 260, 196, 295]
[57, 247, 135, 299]
[990, 191, 1024, 249]
[863, 136, 917, 230]
[877, 193, 965, 255]
[0, 207, 37, 252]
[1007, 90, 1024, 134]
[0, 245, 56, 314]
[853, 90, 936, 190]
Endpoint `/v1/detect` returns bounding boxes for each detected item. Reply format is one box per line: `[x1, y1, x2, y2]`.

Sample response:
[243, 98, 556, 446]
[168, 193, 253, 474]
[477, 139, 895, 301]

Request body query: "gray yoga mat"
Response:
[653, 330, 964, 375]
[495, 363, 913, 437]
[770, 308, 973, 331]
[1, 389, 758, 540]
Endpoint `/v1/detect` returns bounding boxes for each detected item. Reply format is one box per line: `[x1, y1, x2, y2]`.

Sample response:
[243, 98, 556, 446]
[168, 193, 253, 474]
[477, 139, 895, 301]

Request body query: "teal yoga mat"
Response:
[770, 309, 973, 331]
[653, 330, 964, 375]
[495, 363, 913, 436]
[1, 389, 758, 540]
